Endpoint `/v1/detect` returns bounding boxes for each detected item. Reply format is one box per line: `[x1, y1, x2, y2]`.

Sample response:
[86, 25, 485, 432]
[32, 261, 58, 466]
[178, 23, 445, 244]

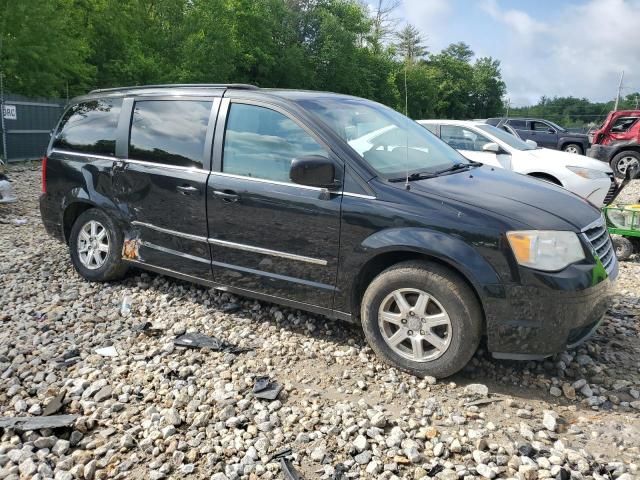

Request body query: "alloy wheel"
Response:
[616, 156, 639, 176]
[77, 220, 110, 270]
[564, 145, 580, 154]
[378, 288, 452, 362]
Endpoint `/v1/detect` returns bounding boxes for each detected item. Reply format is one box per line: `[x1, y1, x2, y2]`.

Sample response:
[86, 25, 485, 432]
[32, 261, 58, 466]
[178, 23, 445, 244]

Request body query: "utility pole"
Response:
[613, 70, 624, 111]
[635, 94, 639, 110]
[0, 72, 7, 166]
[505, 98, 510, 118]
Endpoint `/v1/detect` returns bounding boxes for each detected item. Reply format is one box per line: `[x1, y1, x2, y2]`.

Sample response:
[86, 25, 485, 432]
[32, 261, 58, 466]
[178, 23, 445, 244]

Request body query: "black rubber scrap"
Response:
[253, 376, 283, 400]
[173, 332, 251, 354]
[267, 448, 304, 480]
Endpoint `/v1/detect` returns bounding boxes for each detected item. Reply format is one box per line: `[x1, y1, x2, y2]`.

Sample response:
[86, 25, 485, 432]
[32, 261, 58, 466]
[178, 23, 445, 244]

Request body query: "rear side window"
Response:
[223, 103, 327, 183]
[422, 123, 438, 135]
[53, 98, 122, 156]
[129, 100, 212, 168]
[610, 117, 638, 133]
[507, 119, 526, 129]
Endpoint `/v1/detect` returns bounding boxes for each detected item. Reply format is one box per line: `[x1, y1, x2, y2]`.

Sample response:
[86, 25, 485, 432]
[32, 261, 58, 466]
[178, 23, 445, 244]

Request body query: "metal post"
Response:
[613, 70, 624, 111]
[0, 72, 7, 165]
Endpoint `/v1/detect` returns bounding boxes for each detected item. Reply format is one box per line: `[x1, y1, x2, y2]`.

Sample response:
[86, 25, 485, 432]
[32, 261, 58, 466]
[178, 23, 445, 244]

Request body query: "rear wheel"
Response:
[612, 235, 634, 261]
[360, 261, 482, 378]
[69, 208, 128, 282]
[611, 151, 640, 179]
[563, 143, 583, 155]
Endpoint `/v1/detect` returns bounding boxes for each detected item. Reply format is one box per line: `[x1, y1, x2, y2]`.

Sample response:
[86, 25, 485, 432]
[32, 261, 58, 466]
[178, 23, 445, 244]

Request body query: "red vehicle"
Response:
[588, 110, 640, 178]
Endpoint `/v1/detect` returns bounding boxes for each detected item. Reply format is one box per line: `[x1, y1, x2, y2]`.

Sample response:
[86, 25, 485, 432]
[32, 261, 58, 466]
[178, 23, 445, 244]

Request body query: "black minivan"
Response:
[40, 84, 617, 378]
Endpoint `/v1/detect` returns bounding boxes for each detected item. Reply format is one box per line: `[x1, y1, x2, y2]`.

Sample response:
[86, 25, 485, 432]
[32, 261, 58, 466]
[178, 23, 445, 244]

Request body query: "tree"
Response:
[0, 0, 95, 97]
[441, 42, 474, 62]
[394, 24, 428, 64]
[471, 57, 506, 118]
[368, 0, 400, 53]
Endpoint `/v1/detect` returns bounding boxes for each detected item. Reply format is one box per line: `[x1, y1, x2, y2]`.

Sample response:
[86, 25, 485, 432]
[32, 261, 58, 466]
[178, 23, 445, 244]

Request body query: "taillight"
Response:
[41, 155, 48, 193]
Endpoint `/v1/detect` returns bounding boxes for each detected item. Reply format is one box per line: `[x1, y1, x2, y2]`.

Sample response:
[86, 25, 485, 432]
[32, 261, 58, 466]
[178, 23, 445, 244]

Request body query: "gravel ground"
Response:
[1, 166, 639, 480]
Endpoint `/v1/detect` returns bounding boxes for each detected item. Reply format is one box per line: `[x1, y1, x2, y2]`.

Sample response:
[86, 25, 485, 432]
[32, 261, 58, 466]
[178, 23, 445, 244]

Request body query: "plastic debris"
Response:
[95, 346, 118, 357]
[120, 295, 132, 317]
[12, 218, 28, 226]
[280, 457, 303, 480]
[253, 376, 283, 401]
[174, 332, 251, 354]
[0, 414, 78, 431]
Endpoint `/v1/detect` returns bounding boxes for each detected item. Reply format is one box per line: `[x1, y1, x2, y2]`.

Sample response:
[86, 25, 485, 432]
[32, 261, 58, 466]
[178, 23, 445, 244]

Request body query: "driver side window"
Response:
[532, 121, 552, 132]
[440, 125, 492, 152]
[223, 103, 327, 183]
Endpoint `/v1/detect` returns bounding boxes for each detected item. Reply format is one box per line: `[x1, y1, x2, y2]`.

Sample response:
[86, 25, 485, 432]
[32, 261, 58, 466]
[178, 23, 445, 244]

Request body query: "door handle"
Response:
[213, 190, 239, 202]
[177, 185, 199, 195]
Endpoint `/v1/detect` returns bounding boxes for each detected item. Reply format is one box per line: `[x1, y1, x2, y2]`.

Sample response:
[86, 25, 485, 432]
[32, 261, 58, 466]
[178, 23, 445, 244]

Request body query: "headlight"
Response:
[506, 230, 585, 271]
[566, 166, 609, 179]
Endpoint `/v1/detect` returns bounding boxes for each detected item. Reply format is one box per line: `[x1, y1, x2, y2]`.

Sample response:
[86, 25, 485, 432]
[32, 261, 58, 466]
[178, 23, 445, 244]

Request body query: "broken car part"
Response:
[253, 376, 283, 401]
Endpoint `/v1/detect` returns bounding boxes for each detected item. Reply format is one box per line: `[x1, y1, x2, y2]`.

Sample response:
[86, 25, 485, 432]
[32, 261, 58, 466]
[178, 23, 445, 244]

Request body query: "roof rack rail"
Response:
[88, 83, 259, 94]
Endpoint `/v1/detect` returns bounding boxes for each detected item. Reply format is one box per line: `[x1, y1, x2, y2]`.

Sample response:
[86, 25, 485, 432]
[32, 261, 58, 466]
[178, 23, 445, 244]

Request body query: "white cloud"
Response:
[481, 0, 640, 105]
[399, 0, 453, 51]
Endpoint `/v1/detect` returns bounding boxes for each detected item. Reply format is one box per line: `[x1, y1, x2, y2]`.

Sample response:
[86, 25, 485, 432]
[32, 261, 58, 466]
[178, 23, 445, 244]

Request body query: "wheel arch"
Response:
[350, 244, 494, 329]
[62, 200, 97, 243]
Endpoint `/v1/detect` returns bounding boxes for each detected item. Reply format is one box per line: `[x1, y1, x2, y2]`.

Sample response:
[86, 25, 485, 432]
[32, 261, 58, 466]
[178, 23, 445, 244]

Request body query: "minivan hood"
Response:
[406, 166, 601, 230]
[526, 148, 612, 172]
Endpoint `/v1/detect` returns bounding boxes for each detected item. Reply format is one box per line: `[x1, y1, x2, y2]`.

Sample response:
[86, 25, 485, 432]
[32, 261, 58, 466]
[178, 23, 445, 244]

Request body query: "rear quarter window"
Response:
[53, 98, 122, 156]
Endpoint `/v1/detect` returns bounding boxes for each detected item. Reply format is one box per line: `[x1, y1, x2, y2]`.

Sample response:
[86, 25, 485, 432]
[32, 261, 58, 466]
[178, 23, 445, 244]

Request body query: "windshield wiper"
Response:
[388, 161, 481, 183]
[432, 161, 481, 175]
[388, 171, 436, 182]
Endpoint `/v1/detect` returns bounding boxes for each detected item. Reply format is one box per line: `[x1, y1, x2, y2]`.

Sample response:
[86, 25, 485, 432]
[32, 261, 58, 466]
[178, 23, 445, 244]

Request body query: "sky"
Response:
[371, 0, 640, 106]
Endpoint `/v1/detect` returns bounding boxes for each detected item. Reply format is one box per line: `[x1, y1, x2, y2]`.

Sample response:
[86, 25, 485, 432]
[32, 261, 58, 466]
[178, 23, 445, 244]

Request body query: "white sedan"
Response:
[418, 120, 615, 206]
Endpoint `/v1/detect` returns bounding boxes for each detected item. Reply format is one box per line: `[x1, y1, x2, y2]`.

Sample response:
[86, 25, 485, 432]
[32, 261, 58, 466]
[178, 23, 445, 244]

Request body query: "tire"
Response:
[563, 143, 583, 155]
[610, 151, 640, 179]
[69, 208, 128, 282]
[360, 260, 482, 378]
[612, 235, 634, 261]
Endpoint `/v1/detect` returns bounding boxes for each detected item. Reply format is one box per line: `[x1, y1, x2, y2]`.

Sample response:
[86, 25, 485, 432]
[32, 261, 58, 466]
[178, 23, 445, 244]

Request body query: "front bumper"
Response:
[587, 144, 615, 163]
[0, 179, 17, 204]
[484, 259, 618, 360]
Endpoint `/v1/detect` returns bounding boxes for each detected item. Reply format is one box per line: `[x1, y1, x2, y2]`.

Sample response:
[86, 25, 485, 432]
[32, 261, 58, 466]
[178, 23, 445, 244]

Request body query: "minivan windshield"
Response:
[476, 124, 537, 151]
[297, 97, 469, 178]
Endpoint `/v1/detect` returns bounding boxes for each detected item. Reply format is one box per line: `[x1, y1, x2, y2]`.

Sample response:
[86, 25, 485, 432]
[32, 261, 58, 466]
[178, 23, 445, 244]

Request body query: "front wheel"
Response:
[563, 143, 583, 155]
[611, 151, 640, 179]
[69, 208, 129, 282]
[360, 261, 482, 378]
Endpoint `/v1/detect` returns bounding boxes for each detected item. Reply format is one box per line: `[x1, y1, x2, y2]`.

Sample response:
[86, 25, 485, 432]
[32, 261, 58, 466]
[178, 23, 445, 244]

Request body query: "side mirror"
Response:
[547, 128, 556, 134]
[525, 139, 538, 148]
[482, 142, 501, 153]
[290, 155, 338, 189]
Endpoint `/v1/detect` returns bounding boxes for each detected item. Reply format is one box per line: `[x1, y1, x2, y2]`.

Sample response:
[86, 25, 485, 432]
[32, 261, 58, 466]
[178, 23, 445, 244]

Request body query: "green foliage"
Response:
[0, 0, 506, 120]
[509, 93, 640, 129]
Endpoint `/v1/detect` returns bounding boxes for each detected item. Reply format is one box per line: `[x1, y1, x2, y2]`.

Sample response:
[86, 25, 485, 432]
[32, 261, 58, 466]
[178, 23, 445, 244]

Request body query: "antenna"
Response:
[404, 61, 410, 190]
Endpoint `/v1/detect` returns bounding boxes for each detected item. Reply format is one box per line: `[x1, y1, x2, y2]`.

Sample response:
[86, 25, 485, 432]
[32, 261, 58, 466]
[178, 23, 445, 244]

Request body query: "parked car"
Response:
[587, 110, 640, 178]
[418, 120, 616, 206]
[0, 163, 18, 204]
[486, 117, 590, 155]
[40, 84, 617, 378]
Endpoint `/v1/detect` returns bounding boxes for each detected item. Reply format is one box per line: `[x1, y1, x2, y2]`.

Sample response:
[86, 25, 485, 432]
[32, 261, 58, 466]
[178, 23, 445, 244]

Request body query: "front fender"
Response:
[360, 227, 503, 291]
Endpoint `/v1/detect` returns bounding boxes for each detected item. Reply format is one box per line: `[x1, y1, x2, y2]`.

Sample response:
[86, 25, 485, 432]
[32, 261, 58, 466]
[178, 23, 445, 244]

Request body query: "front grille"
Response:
[603, 175, 618, 205]
[582, 218, 616, 275]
